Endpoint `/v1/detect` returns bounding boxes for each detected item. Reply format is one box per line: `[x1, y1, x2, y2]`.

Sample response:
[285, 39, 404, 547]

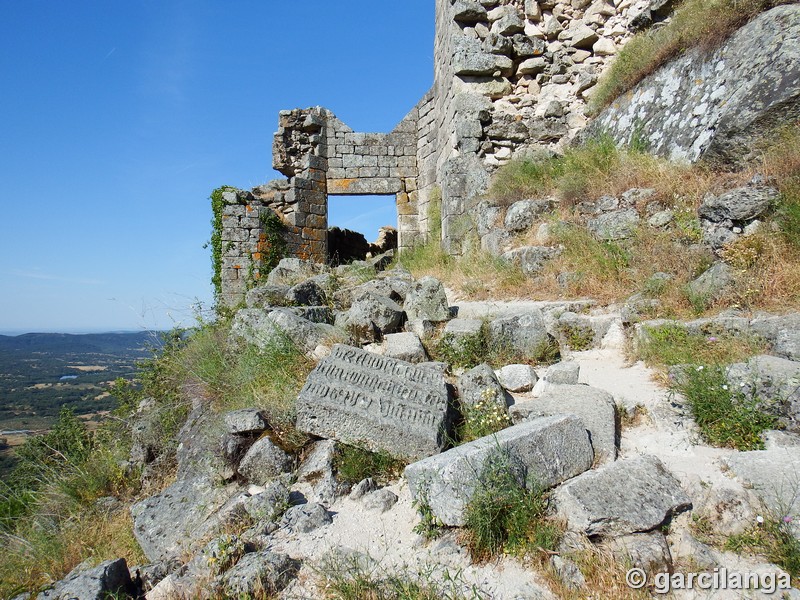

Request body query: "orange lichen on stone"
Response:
[327, 179, 357, 194]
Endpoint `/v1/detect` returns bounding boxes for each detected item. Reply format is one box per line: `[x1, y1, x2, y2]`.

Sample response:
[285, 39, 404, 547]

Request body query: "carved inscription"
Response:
[296, 344, 452, 459]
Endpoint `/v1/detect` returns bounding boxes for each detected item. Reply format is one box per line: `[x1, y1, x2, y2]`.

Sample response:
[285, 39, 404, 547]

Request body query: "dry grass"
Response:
[404, 126, 800, 320]
[590, 0, 799, 113]
[488, 135, 730, 208]
[0, 508, 145, 598]
[722, 233, 800, 313]
[540, 547, 652, 600]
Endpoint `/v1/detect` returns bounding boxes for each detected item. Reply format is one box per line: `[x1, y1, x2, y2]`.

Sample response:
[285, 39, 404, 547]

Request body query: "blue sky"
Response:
[0, 1, 434, 334]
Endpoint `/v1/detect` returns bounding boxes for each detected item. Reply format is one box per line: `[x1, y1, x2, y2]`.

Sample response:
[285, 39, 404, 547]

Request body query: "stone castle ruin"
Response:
[219, 0, 661, 307]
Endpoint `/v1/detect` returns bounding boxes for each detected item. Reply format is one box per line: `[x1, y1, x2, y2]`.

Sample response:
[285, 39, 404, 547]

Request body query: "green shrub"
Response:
[636, 324, 769, 367]
[412, 488, 445, 541]
[458, 395, 512, 444]
[433, 325, 492, 370]
[559, 323, 596, 351]
[675, 365, 777, 450]
[463, 450, 561, 560]
[332, 445, 406, 486]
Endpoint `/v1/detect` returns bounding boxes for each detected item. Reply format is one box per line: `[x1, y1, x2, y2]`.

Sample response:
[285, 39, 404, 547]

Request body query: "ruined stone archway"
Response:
[270, 106, 430, 263]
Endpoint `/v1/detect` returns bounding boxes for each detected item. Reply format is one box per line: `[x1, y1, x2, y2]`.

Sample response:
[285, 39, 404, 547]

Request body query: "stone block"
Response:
[458, 363, 508, 408]
[488, 309, 553, 356]
[383, 332, 429, 363]
[36, 559, 134, 600]
[224, 409, 268, 435]
[509, 383, 618, 463]
[131, 476, 245, 561]
[405, 414, 593, 526]
[724, 449, 800, 518]
[554, 455, 692, 537]
[495, 364, 538, 392]
[237, 436, 294, 485]
[296, 344, 454, 460]
[404, 276, 450, 322]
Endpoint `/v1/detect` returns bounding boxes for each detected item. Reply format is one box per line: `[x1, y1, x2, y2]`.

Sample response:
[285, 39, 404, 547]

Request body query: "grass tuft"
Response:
[726, 515, 800, 578]
[462, 450, 561, 561]
[636, 323, 770, 368]
[332, 445, 406, 486]
[316, 551, 486, 600]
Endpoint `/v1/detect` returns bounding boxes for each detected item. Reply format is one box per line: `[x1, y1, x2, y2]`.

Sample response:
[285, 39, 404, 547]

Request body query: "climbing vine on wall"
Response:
[253, 209, 287, 284]
[209, 185, 236, 303]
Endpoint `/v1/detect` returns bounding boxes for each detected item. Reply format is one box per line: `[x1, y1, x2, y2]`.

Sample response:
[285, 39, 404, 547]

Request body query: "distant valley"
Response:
[0, 331, 159, 474]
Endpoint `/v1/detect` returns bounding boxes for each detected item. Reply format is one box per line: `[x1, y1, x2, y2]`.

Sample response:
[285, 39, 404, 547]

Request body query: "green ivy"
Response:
[254, 209, 287, 285]
[209, 185, 237, 304]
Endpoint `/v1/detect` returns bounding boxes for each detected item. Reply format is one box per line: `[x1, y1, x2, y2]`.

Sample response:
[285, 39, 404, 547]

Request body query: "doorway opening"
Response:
[327, 195, 398, 265]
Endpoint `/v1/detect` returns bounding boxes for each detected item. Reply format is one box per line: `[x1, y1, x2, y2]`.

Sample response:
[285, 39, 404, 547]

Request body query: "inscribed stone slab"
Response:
[296, 344, 453, 460]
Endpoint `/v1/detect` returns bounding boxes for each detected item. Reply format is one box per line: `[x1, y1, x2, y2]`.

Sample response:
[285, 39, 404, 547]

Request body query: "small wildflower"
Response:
[696, 365, 705, 371]
[708, 336, 718, 343]
[756, 515, 765, 524]
[722, 385, 728, 390]
[784, 515, 793, 523]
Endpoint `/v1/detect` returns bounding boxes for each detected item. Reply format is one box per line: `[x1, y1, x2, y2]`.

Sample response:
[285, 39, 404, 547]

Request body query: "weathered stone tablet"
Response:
[296, 344, 453, 460]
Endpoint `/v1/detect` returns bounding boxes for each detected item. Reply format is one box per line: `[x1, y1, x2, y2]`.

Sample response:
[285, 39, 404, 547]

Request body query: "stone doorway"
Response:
[327, 194, 398, 265]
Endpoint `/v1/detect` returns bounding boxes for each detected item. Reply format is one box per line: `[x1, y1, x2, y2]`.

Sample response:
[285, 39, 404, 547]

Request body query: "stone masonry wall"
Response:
[221, 0, 663, 304]
[218, 184, 296, 308]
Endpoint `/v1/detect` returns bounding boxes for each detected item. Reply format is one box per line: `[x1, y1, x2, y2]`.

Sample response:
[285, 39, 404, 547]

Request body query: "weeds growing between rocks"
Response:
[457, 396, 512, 444]
[674, 365, 777, 450]
[316, 551, 486, 600]
[462, 451, 562, 562]
[431, 322, 557, 370]
[725, 514, 800, 579]
[332, 445, 406, 487]
[635, 323, 770, 368]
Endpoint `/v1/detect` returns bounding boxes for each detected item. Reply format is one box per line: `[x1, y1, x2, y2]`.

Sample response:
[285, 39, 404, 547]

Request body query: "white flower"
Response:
[756, 515, 765, 524]
[696, 366, 704, 371]
[722, 385, 728, 390]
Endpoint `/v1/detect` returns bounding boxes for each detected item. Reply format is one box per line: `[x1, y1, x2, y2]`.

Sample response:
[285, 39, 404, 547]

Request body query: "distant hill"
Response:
[0, 331, 159, 355]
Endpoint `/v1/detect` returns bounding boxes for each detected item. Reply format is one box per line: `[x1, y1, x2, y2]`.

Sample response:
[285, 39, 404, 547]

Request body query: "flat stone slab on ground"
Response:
[553, 454, 691, 538]
[509, 384, 618, 463]
[382, 332, 429, 363]
[405, 414, 593, 526]
[724, 449, 800, 519]
[296, 344, 453, 461]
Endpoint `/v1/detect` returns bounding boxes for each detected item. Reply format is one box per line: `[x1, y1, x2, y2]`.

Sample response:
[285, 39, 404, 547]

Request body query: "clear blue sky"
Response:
[0, 1, 434, 334]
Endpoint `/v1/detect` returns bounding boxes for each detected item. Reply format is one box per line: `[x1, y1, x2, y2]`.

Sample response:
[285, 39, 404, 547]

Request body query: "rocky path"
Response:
[270, 295, 799, 599]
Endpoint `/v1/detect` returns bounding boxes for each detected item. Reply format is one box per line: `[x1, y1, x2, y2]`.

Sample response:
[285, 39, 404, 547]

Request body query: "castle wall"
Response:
[220, 0, 658, 305]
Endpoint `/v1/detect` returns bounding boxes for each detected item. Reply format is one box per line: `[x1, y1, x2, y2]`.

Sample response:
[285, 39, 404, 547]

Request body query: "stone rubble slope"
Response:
[122, 258, 800, 599]
[32, 263, 800, 599]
